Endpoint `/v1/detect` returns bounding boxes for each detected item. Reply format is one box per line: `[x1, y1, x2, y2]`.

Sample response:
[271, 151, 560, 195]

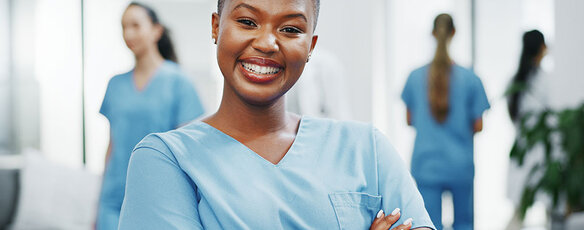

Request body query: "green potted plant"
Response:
[510, 103, 584, 228]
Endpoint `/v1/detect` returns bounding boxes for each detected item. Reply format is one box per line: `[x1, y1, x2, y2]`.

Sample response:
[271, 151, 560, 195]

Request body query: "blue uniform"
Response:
[401, 64, 490, 230]
[97, 60, 205, 230]
[118, 117, 435, 230]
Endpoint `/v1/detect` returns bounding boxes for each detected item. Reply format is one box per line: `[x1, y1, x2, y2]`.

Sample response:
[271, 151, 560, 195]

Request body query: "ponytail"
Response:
[508, 30, 545, 122]
[428, 14, 454, 123]
[157, 26, 178, 63]
[129, 2, 178, 63]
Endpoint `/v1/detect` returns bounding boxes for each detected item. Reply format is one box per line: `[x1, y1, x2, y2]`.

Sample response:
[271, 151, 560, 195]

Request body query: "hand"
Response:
[369, 208, 413, 230]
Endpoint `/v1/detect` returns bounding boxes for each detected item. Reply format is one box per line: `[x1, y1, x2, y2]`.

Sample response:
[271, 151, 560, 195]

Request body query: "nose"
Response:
[251, 28, 279, 54]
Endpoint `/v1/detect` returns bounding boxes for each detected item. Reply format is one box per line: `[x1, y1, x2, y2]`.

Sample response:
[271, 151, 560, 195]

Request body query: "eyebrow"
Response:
[283, 13, 307, 23]
[232, 3, 308, 23]
[232, 3, 258, 13]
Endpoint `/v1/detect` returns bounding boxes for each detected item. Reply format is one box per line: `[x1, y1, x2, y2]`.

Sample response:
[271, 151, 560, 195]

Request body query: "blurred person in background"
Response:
[401, 13, 490, 230]
[286, 48, 351, 120]
[505, 29, 548, 230]
[96, 2, 205, 229]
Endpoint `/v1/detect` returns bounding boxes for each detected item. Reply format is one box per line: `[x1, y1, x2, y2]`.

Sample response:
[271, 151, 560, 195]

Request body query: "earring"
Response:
[306, 54, 311, 63]
[212, 38, 217, 44]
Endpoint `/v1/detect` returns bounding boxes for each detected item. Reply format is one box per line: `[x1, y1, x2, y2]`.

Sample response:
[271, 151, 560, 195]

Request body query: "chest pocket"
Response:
[329, 192, 382, 230]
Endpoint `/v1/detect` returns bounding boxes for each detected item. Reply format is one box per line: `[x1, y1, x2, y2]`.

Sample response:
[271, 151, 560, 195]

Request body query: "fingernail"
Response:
[376, 210, 384, 218]
[404, 218, 413, 225]
[391, 208, 400, 216]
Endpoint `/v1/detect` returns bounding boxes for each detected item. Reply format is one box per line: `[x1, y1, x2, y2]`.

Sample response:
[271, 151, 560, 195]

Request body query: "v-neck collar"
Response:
[131, 60, 167, 93]
[198, 116, 307, 168]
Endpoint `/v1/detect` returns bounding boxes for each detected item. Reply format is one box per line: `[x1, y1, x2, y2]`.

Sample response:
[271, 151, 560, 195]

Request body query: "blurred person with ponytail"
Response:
[96, 2, 205, 229]
[401, 14, 490, 230]
[505, 30, 548, 230]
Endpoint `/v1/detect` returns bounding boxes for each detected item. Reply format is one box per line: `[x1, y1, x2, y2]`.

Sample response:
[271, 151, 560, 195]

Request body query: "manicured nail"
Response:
[404, 218, 413, 225]
[391, 208, 400, 216]
[376, 210, 384, 218]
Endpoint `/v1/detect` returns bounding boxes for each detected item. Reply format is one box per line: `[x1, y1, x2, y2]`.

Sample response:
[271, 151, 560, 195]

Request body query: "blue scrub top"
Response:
[119, 117, 435, 230]
[401, 64, 490, 184]
[98, 60, 205, 228]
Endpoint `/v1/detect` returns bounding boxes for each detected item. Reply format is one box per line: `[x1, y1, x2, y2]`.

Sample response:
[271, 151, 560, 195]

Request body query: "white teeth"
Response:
[241, 62, 281, 75]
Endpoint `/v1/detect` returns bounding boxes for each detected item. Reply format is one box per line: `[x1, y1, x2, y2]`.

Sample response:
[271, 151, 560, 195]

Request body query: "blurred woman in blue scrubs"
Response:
[118, 0, 435, 229]
[401, 14, 490, 230]
[96, 2, 205, 229]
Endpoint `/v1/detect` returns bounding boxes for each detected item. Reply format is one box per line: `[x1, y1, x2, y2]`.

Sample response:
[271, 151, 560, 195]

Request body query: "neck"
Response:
[535, 56, 544, 67]
[208, 84, 292, 136]
[134, 47, 164, 74]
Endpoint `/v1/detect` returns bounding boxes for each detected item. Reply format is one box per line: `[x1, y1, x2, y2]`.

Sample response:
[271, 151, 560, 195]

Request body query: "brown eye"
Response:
[281, 27, 302, 34]
[237, 19, 257, 27]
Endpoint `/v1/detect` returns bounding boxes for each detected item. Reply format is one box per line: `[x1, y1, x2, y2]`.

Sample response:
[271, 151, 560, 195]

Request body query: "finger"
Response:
[391, 218, 413, 230]
[369, 210, 386, 230]
[370, 209, 391, 230]
[381, 208, 401, 226]
[370, 208, 401, 230]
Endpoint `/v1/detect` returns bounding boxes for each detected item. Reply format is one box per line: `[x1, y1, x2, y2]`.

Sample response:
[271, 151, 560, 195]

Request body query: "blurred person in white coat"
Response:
[286, 48, 351, 120]
[506, 29, 550, 230]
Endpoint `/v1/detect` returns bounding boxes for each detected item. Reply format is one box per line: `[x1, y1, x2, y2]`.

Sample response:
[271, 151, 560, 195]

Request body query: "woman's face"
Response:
[212, 0, 318, 105]
[122, 6, 162, 57]
[535, 44, 548, 66]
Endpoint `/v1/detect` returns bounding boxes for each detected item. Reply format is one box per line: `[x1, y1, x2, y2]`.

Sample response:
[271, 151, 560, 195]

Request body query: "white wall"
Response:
[553, 0, 584, 108]
[83, 0, 133, 173]
[35, 0, 84, 168]
[0, 0, 11, 150]
[312, 0, 378, 122]
[12, 0, 41, 154]
[474, 0, 523, 229]
[4, 0, 85, 166]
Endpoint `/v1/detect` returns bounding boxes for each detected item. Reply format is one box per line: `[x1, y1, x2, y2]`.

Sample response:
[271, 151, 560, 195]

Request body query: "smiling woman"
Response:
[213, 0, 318, 106]
[117, 0, 435, 229]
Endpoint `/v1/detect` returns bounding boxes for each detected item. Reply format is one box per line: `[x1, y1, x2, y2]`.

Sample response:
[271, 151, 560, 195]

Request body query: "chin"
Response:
[233, 85, 288, 106]
[227, 71, 295, 107]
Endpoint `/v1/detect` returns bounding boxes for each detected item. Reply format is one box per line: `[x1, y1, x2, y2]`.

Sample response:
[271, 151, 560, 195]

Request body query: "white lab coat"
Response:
[507, 68, 550, 205]
[286, 49, 351, 120]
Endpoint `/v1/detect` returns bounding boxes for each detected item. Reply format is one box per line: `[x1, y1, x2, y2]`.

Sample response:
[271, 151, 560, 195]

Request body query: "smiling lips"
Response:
[239, 58, 284, 83]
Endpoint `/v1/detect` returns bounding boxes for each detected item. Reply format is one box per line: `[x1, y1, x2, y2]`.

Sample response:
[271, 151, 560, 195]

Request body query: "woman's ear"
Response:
[212, 13, 220, 44]
[152, 24, 164, 42]
[308, 35, 318, 57]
